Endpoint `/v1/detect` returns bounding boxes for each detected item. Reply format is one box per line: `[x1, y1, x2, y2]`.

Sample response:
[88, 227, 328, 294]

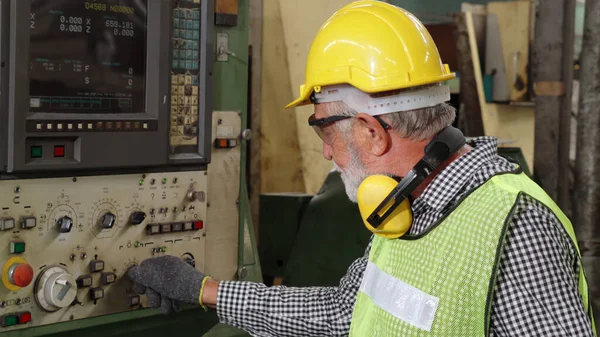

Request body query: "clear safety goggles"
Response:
[307, 113, 390, 145]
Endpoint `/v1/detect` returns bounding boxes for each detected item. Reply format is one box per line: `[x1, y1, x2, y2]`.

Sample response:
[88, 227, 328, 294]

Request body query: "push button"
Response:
[128, 294, 140, 307]
[9, 242, 25, 254]
[18, 312, 31, 324]
[89, 287, 104, 300]
[20, 217, 36, 229]
[171, 223, 183, 232]
[30, 146, 42, 158]
[1, 314, 17, 327]
[89, 260, 105, 273]
[214, 138, 237, 149]
[146, 224, 160, 235]
[160, 224, 172, 233]
[7, 263, 33, 287]
[0, 311, 31, 327]
[76, 275, 93, 288]
[100, 272, 116, 285]
[1, 218, 15, 231]
[53, 146, 65, 157]
[194, 221, 203, 230]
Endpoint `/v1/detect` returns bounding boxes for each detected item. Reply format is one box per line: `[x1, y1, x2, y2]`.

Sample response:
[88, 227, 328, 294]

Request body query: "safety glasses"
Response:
[307, 114, 352, 145]
[307, 113, 391, 145]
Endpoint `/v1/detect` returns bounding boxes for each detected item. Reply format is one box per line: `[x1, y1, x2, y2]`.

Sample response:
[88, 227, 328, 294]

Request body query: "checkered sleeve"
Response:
[215, 241, 371, 337]
[490, 195, 595, 336]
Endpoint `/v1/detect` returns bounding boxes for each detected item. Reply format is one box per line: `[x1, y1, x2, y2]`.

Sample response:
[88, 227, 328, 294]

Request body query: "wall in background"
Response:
[260, 0, 358, 195]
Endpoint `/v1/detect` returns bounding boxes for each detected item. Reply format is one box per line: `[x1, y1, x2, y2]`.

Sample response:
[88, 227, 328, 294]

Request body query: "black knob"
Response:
[57, 216, 73, 233]
[129, 212, 146, 225]
[101, 213, 116, 229]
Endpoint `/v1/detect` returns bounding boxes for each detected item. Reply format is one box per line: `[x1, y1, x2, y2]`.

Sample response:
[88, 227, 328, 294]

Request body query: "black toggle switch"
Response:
[129, 212, 146, 225]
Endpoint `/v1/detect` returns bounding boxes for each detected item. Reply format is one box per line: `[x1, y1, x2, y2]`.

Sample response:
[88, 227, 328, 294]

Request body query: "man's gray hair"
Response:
[325, 98, 456, 142]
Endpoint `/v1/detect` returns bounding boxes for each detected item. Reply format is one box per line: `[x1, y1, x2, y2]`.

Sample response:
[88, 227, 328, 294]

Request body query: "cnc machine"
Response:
[0, 1, 252, 335]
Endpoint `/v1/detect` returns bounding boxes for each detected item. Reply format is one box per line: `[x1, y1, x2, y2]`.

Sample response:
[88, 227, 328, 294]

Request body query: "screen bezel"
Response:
[28, 1, 149, 115]
[19, 0, 156, 121]
[7, 0, 173, 172]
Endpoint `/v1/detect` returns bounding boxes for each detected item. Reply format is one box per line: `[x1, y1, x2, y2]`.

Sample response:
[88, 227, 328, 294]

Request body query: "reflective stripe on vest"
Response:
[349, 171, 595, 337]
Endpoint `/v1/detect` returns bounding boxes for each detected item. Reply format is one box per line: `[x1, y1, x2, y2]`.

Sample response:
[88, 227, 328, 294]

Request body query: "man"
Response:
[128, 1, 596, 336]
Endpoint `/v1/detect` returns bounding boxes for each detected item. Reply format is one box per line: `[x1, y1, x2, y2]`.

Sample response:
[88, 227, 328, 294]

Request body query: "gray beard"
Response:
[332, 143, 369, 203]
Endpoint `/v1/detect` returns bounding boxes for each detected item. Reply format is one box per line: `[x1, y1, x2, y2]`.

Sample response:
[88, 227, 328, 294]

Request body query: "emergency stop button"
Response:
[8, 263, 34, 288]
[2, 257, 34, 291]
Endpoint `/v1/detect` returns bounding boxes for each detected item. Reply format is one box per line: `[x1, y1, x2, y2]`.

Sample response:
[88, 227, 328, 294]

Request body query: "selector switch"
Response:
[57, 216, 73, 233]
[100, 272, 117, 285]
[89, 260, 105, 273]
[130, 212, 146, 225]
[76, 275, 93, 288]
[100, 213, 116, 229]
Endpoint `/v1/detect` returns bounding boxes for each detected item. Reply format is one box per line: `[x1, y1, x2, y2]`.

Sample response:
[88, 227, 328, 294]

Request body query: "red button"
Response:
[194, 221, 203, 230]
[54, 146, 65, 157]
[19, 312, 31, 324]
[13, 264, 34, 287]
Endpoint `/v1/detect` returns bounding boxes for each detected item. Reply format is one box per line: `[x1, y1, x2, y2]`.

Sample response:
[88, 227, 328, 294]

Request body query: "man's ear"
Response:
[355, 113, 390, 156]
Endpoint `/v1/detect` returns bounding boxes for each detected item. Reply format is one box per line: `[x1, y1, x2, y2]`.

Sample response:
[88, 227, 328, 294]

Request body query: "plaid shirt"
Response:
[216, 137, 594, 336]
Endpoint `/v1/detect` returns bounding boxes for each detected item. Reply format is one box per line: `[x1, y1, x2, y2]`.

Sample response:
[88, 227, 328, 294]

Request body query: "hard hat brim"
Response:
[285, 86, 313, 109]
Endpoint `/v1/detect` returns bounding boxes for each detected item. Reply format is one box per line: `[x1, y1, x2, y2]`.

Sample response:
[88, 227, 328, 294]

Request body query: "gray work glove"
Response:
[127, 255, 207, 315]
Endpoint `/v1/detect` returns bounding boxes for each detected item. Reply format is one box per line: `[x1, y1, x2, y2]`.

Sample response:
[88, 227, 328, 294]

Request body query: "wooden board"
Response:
[277, 0, 357, 194]
[465, 11, 535, 170]
[260, 0, 306, 194]
[454, 12, 485, 136]
[487, 1, 531, 102]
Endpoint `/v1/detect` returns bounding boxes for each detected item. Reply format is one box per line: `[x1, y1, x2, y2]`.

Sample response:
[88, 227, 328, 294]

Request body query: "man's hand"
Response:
[128, 255, 207, 315]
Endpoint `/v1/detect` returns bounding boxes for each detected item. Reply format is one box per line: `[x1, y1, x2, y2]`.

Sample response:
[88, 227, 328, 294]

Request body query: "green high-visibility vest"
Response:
[349, 171, 595, 336]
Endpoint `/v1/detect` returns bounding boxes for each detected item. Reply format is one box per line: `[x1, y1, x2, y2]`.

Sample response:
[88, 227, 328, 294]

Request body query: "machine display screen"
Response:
[29, 0, 148, 113]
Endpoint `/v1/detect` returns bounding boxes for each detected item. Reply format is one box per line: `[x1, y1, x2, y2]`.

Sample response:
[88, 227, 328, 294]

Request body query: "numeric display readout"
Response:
[29, 0, 148, 114]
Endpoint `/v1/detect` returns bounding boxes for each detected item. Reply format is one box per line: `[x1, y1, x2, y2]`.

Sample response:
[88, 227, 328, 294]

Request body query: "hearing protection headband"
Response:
[366, 126, 466, 228]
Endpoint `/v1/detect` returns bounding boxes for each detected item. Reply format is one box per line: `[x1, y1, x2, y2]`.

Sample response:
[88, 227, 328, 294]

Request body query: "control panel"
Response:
[168, 0, 212, 160]
[0, 110, 243, 333]
[0, 171, 207, 330]
[0, 0, 241, 333]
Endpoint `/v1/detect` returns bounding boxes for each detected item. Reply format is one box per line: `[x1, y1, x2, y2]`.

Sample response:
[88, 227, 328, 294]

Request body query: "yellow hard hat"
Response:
[286, 0, 455, 109]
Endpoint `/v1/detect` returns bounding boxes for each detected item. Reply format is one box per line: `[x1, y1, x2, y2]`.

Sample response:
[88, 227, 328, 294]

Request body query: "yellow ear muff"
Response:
[357, 175, 413, 239]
